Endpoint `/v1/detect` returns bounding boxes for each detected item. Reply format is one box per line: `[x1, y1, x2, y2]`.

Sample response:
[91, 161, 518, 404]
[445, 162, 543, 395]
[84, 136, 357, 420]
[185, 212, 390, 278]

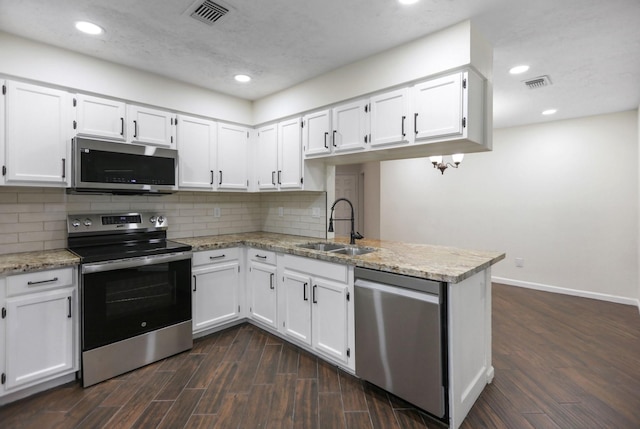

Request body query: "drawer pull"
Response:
[27, 277, 59, 286]
[255, 254, 267, 259]
[209, 254, 226, 260]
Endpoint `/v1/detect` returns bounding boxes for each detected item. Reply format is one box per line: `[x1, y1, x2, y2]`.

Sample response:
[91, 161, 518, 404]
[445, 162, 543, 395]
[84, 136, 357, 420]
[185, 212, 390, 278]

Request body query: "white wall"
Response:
[0, 32, 252, 125]
[380, 110, 639, 303]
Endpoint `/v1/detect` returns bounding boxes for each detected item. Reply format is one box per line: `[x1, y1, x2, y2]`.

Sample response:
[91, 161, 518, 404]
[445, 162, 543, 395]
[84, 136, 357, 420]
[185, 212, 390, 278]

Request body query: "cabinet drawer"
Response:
[192, 247, 240, 267]
[7, 267, 75, 297]
[282, 254, 348, 283]
[248, 248, 276, 265]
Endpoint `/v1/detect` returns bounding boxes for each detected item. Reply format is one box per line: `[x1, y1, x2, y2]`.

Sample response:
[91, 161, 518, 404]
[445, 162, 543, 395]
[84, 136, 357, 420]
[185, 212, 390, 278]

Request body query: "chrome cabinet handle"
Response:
[27, 277, 58, 286]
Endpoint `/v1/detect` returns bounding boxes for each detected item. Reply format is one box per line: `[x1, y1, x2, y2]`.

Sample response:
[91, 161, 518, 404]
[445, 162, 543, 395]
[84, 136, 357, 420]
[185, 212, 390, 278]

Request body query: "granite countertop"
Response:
[177, 232, 505, 283]
[0, 233, 505, 283]
[0, 249, 80, 276]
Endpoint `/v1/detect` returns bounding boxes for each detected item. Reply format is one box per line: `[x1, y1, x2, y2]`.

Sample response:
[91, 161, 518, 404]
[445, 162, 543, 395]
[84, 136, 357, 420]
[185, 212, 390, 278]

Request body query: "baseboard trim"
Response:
[492, 276, 639, 309]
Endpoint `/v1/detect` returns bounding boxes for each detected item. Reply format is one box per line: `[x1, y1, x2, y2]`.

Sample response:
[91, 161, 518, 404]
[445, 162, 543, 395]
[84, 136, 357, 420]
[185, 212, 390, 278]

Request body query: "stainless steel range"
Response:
[67, 212, 193, 387]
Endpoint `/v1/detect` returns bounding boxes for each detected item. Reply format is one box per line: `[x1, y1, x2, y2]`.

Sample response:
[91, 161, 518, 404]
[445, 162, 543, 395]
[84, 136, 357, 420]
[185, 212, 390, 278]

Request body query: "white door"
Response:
[176, 115, 216, 189]
[128, 105, 175, 147]
[332, 100, 368, 153]
[5, 288, 75, 390]
[312, 278, 349, 363]
[192, 262, 240, 332]
[217, 123, 249, 190]
[413, 72, 464, 140]
[75, 94, 126, 141]
[5, 81, 71, 185]
[302, 109, 331, 157]
[256, 124, 278, 190]
[249, 261, 277, 328]
[370, 88, 410, 147]
[278, 117, 303, 190]
[282, 270, 312, 345]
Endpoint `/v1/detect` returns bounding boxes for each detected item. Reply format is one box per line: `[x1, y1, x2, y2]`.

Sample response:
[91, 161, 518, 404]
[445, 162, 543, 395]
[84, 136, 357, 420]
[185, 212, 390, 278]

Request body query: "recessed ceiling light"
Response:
[399, 0, 420, 5]
[542, 109, 558, 116]
[234, 74, 251, 83]
[75, 21, 104, 35]
[509, 65, 530, 75]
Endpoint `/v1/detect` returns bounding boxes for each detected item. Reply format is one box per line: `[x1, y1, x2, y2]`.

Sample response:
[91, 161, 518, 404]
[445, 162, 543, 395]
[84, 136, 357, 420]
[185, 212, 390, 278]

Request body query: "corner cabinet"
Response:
[191, 248, 242, 335]
[2, 81, 73, 186]
[0, 267, 78, 398]
[279, 254, 354, 368]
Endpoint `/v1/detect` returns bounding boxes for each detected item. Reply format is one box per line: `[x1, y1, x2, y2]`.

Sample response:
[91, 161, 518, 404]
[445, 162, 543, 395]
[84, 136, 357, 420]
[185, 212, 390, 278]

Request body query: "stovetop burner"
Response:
[67, 212, 191, 263]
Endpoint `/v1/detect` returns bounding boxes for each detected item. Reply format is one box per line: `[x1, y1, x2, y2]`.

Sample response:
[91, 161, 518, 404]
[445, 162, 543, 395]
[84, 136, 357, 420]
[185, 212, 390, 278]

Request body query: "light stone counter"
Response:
[177, 232, 505, 283]
[0, 249, 80, 275]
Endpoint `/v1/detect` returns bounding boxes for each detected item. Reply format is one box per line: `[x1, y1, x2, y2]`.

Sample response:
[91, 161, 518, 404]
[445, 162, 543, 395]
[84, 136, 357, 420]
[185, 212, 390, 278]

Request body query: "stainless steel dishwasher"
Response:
[355, 267, 447, 420]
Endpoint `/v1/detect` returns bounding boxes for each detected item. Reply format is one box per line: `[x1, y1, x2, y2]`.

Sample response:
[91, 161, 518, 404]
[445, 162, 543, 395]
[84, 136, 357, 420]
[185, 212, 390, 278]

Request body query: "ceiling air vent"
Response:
[523, 75, 552, 89]
[190, 0, 229, 25]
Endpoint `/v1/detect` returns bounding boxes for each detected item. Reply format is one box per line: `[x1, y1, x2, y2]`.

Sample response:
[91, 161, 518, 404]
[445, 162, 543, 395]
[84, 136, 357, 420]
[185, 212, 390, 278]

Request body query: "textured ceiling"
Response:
[0, 0, 638, 128]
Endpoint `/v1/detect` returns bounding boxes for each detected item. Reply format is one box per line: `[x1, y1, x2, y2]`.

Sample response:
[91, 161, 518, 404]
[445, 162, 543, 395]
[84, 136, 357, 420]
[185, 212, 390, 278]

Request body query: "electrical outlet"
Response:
[278, 207, 284, 217]
[515, 257, 524, 268]
[213, 207, 221, 218]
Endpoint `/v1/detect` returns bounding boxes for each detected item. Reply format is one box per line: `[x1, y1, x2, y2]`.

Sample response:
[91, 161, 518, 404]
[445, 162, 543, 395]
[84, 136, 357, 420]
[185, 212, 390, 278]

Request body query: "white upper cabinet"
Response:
[332, 99, 369, 153]
[217, 123, 249, 190]
[412, 72, 464, 141]
[3, 81, 72, 186]
[176, 114, 217, 190]
[302, 109, 332, 157]
[278, 117, 303, 190]
[75, 94, 126, 141]
[127, 105, 176, 148]
[256, 124, 278, 191]
[369, 87, 410, 147]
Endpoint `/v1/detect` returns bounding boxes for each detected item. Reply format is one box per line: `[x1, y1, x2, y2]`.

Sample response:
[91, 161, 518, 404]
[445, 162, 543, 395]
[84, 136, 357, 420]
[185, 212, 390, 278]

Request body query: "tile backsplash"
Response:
[0, 187, 327, 255]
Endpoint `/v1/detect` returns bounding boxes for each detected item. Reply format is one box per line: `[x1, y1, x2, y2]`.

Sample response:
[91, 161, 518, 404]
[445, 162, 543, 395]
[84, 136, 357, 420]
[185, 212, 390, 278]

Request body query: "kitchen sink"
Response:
[332, 246, 377, 256]
[296, 242, 346, 251]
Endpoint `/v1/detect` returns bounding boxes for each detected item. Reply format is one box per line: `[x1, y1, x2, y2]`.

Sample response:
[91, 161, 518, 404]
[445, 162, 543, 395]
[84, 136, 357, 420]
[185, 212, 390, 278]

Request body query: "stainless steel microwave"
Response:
[70, 138, 177, 194]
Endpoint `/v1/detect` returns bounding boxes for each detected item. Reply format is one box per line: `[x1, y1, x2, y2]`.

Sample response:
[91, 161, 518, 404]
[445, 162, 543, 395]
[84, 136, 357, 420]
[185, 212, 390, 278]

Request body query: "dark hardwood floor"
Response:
[1, 283, 639, 428]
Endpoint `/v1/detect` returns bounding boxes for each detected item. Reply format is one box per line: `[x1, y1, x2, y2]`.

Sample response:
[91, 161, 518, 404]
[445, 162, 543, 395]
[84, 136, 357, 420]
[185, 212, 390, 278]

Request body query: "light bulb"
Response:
[430, 156, 443, 165]
[452, 153, 464, 164]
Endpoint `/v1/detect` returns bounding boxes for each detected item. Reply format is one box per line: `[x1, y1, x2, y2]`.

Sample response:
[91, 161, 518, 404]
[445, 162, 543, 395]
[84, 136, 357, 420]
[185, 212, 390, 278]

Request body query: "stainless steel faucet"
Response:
[327, 198, 363, 245]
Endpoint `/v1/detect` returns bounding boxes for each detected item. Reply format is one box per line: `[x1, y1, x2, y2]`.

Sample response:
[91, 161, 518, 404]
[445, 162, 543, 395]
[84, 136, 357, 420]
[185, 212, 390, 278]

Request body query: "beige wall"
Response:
[0, 188, 326, 255]
[380, 110, 639, 304]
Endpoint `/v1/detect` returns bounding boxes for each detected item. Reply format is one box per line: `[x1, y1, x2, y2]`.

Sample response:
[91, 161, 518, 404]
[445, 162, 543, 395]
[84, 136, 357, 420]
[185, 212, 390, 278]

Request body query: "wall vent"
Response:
[190, 0, 229, 25]
[523, 75, 552, 89]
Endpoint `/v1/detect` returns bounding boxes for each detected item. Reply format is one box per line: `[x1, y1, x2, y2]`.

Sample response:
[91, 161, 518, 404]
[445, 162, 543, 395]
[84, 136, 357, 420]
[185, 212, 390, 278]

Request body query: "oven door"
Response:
[81, 252, 192, 351]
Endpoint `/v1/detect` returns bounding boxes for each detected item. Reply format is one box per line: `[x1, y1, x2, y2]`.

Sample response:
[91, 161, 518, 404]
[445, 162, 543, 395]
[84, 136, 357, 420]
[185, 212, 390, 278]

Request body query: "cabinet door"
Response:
[5, 288, 75, 390]
[370, 88, 410, 147]
[332, 99, 368, 153]
[217, 123, 249, 190]
[302, 109, 331, 157]
[4, 81, 71, 185]
[256, 124, 278, 191]
[278, 117, 302, 190]
[248, 261, 277, 328]
[282, 270, 312, 345]
[192, 261, 240, 333]
[128, 105, 175, 147]
[312, 278, 349, 363]
[177, 115, 216, 189]
[413, 73, 464, 140]
[75, 94, 126, 141]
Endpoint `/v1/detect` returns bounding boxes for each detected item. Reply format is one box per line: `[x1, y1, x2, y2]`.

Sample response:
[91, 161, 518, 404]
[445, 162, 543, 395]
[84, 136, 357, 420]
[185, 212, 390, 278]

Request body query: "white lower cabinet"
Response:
[191, 248, 241, 334]
[279, 255, 353, 367]
[247, 249, 277, 328]
[1, 267, 78, 397]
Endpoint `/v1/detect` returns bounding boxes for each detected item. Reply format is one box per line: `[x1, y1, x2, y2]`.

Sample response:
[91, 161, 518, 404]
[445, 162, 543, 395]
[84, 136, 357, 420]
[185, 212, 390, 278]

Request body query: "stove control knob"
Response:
[149, 216, 157, 224]
[83, 218, 93, 227]
[157, 216, 165, 225]
[71, 219, 81, 228]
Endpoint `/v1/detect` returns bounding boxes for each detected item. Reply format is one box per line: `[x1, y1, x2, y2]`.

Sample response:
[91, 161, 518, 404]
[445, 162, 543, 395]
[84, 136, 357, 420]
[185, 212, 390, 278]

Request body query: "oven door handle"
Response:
[82, 251, 192, 274]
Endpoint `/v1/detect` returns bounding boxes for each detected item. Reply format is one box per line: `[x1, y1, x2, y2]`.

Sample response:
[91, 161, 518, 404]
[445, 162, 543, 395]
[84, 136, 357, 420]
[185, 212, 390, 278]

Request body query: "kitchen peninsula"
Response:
[0, 232, 503, 428]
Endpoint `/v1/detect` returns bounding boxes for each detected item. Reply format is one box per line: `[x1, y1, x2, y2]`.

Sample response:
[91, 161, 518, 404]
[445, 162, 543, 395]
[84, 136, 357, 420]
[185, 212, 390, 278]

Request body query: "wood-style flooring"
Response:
[0, 283, 639, 428]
